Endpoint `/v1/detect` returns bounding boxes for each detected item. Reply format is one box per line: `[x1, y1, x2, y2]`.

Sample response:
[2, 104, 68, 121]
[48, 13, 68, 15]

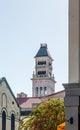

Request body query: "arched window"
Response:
[36, 87, 38, 96]
[44, 87, 47, 95]
[11, 114, 15, 130]
[40, 87, 42, 95]
[2, 111, 6, 130]
[1, 93, 7, 107]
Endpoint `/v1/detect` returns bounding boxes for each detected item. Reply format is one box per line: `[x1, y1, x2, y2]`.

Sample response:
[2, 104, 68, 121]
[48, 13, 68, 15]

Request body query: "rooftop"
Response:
[35, 43, 53, 59]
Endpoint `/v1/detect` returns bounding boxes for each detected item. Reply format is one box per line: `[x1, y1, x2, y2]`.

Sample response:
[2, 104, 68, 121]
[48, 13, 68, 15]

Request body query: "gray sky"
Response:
[0, 0, 68, 97]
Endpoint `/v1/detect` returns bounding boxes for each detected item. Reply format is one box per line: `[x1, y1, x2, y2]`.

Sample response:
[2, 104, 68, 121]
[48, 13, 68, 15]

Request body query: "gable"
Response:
[0, 77, 20, 118]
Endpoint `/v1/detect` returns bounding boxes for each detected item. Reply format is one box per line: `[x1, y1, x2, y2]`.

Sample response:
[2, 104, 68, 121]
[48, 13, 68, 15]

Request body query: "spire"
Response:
[35, 43, 53, 60]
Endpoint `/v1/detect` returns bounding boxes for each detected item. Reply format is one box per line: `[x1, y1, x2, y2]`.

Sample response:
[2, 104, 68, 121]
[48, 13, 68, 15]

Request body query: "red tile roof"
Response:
[17, 97, 28, 105]
[17, 90, 65, 109]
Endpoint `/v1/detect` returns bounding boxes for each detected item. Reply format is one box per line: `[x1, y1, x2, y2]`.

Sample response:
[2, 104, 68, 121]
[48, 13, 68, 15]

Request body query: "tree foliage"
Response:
[19, 98, 65, 130]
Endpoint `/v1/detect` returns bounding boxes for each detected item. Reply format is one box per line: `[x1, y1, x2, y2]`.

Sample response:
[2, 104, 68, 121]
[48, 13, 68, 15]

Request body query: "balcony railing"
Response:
[32, 73, 55, 79]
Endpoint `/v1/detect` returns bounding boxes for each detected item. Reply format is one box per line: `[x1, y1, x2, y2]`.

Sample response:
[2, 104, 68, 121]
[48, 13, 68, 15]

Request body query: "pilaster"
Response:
[63, 83, 80, 130]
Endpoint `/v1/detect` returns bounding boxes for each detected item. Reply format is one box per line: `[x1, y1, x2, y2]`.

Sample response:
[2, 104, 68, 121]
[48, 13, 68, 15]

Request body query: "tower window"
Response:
[44, 87, 47, 95]
[36, 87, 38, 96]
[40, 87, 42, 95]
[38, 61, 46, 65]
[38, 71, 46, 76]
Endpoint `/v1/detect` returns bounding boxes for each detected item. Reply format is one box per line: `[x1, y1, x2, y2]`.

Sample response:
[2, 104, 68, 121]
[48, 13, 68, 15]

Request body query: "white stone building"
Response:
[0, 77, 20, 130]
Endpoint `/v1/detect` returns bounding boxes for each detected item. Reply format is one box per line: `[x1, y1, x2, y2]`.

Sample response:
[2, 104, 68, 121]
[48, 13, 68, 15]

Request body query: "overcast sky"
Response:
[0, 0, 68, 97]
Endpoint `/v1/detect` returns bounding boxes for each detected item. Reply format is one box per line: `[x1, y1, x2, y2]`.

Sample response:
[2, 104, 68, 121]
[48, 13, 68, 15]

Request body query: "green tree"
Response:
[19, 98, 65, 130]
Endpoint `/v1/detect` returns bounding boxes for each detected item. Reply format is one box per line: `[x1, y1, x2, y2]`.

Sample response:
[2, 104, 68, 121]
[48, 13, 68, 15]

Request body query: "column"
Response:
[69, 0, 80, 83]
[63, 0, 80, 130]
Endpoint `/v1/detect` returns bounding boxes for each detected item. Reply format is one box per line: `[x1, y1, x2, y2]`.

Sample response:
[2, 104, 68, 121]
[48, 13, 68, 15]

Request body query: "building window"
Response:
[40, 87, 42, 95]
[2, 111, 6, 130]
[38, 61, 46, 65]
[44, 87, 47, 95]
[21, 110, 32, 116]
[1, 93, 7, 107]
[38, 71, 46, 76]
[36, 87, 38, 96]
[11, 114, 15, 130]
